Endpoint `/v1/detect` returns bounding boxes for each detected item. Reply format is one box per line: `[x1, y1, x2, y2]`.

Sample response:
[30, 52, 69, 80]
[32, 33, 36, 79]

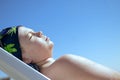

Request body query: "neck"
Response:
[37, 58, 55, 69]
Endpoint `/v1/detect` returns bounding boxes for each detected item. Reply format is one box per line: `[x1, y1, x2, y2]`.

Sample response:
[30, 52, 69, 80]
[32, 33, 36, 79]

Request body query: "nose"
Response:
[36, 31, 43, 37]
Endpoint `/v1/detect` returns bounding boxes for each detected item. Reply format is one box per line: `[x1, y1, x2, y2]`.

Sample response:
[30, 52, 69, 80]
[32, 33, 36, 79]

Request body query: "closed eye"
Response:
[29, 34, 33, 40]
[27, 32, 33, 40]
[27, 31, 42, 40]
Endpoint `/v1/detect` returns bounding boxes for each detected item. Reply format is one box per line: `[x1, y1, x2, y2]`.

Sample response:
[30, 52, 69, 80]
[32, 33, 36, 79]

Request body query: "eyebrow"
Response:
[26, 29, 35, 35]
[28, 28, 34, 32]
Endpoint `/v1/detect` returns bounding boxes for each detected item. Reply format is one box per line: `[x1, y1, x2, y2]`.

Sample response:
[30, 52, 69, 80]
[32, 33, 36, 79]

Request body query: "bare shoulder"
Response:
[41, 54, 120, 80]
[40, 54, 83, 80]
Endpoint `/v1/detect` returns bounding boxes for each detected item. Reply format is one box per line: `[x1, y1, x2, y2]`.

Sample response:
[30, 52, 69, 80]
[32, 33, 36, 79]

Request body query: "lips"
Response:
[44, 36, 49, 41]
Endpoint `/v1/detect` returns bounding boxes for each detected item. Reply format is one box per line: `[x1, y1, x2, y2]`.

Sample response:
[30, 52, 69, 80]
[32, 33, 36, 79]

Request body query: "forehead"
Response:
[20, 27, 35, 34]
[18, 27, 34, 37]
[23, 27, 34, 32]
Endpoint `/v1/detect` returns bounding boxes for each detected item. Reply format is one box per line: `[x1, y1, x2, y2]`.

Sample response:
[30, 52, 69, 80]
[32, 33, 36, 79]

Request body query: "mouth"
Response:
[45, 36, 50, 41]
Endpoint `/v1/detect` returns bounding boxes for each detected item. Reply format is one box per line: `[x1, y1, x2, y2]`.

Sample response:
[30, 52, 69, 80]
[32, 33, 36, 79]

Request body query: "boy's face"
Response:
[18, 26, 54, 63]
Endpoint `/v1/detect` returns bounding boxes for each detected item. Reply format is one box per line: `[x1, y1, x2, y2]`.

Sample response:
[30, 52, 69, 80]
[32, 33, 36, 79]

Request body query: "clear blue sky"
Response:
[0, 0, 120, 77]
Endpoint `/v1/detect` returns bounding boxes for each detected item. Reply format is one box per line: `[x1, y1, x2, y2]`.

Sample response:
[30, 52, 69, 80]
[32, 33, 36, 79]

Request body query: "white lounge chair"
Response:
[0, 47, 50, 80]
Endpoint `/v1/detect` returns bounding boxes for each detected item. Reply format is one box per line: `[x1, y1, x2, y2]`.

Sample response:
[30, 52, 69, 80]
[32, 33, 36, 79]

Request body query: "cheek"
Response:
[29, 40, 53, 63]
[34, 38, 53, 49]
[35, 39, 47, 48]
[31, 39, 49, 53]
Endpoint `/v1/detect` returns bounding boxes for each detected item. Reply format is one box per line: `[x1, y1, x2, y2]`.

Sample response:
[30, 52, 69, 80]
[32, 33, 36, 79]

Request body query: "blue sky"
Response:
[0, 0, 120, 77]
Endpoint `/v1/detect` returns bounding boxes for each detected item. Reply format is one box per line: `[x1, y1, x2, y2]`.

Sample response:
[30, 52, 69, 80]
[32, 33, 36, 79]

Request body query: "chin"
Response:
[49, 41, 54, 50]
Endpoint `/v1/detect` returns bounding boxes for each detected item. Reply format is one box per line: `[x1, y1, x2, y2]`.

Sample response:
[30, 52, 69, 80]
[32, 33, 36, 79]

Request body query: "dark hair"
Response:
[0, 26, 40, 71]
[0, 26, 22, 60]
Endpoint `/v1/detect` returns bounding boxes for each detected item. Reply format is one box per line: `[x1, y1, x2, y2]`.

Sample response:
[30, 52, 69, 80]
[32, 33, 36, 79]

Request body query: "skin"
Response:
[18, 26, 120, 80]
[18, 26, 53, 64]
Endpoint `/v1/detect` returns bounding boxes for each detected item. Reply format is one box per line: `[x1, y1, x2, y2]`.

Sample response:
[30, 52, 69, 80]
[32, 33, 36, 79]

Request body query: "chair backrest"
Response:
[0, 47, 50, 80]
